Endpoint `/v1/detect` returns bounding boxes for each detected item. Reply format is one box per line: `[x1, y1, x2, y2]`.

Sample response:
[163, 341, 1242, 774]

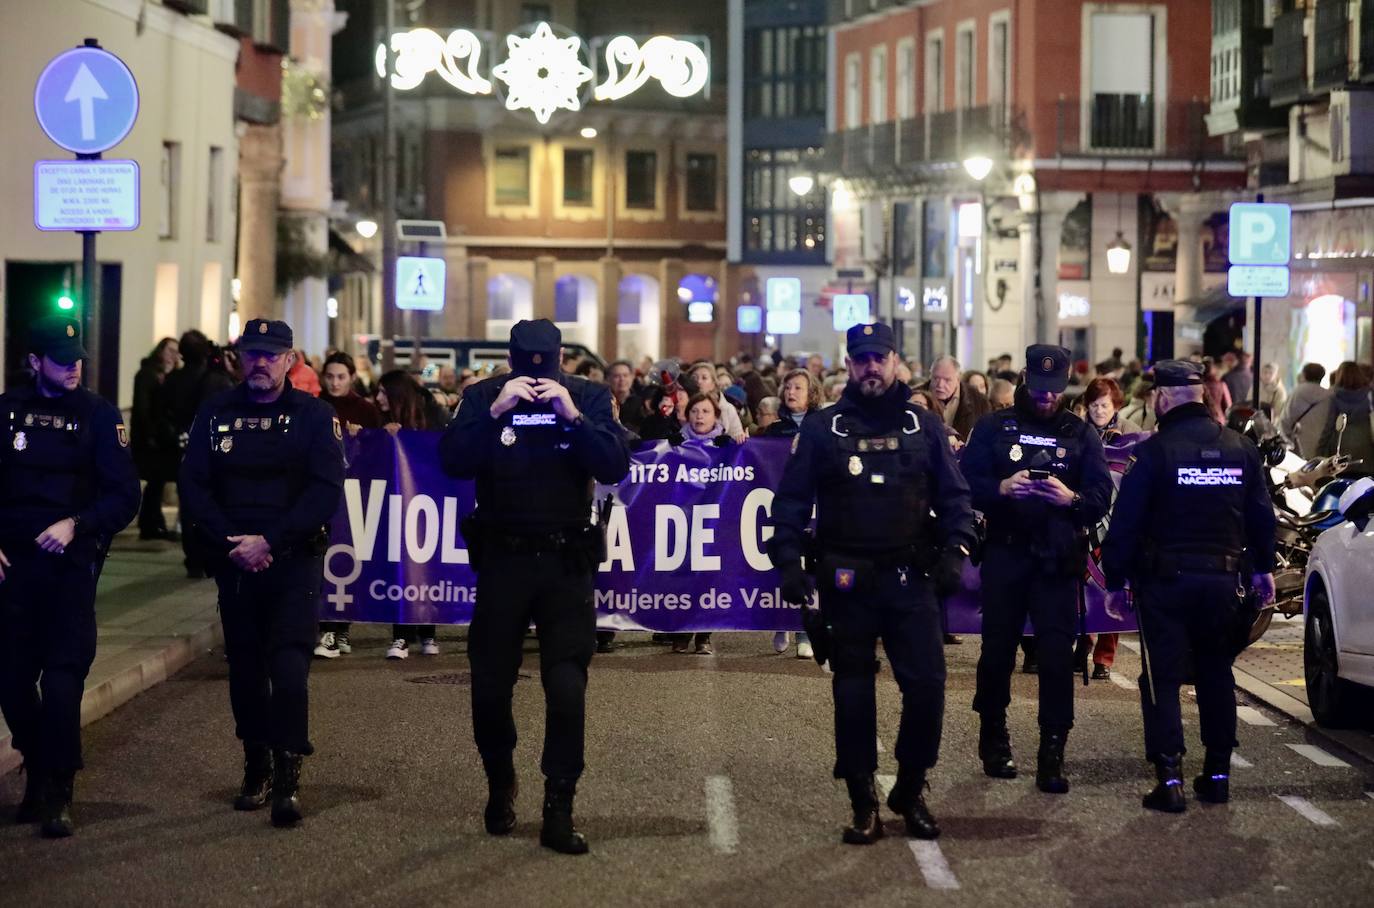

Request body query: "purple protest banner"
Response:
[321, 429, 1138, 634]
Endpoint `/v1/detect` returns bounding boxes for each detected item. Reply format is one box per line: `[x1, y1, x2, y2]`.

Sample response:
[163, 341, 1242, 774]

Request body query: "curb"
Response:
[0, 620, 223, 777]
[1233, 665, 1374, 768]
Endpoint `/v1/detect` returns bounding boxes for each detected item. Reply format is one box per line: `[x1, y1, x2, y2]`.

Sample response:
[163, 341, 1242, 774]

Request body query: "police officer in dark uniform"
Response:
[961, 345, 1113, 793]
[771, 322, 976, 844]
[178, 319, 344, 828]
[440, 319, 630, 855]
[0, 316, 139, 838]
[1101, 360, 1276, 812]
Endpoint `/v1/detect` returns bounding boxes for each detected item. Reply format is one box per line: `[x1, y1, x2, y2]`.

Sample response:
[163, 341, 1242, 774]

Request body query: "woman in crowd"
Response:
[132, 337, 181, 541]
[1318, 361, 1374, 479]
[1258, 362, 1288, 419]
[376, 370, 441, 659]
[764, 369, 820, 438]
[1202, 357, 1232, 425]
[686, 361, 746, 442]
[1119, 376, 1158, 432]
[963, 370, 990, 399]
[667, 394, 733, 655]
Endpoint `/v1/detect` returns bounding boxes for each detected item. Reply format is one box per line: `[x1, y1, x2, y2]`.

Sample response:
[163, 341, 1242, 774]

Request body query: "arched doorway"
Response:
[617, 273, 660, 365]
[554, 274, 599, 350]
[487, 273, 533, 340]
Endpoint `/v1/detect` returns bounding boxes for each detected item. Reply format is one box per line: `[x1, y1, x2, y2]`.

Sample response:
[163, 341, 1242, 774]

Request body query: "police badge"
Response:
[1009, 443, 1023, 462]
[13, 431, 27, 451]
[220, 436, 233, 453]
[848, 455, 863, 476]
[500, 426, 517, 446]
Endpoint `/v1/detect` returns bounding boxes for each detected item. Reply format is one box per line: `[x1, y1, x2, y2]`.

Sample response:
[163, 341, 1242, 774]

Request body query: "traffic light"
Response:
[56, 293, 75, 311]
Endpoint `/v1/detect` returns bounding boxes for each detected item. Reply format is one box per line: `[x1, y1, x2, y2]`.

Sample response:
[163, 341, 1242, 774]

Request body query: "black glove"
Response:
[933, 547, 967, 599]
[780, 563, 814, 606]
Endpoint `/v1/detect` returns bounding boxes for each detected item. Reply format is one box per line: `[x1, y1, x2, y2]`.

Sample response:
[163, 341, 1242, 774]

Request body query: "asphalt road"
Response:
[2, 628, 1372, 907]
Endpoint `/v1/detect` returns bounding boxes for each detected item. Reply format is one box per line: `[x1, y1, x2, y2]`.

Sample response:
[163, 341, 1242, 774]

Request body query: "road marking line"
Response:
[1286, 744, 1351, 768]
[876, 774, 896, 799]
[876, 736, 885, 753]
[1121, 640, 1141, 654]
[1278, 795, 1338, 827]
[1237, 706, 1276, 727]
[1365, 792, 1374, 801]
[1109, 671, 1137, 691]
[1230, 753, 1253, 769]
[704, 775, 739, 854]
[909, 841, 960, 890]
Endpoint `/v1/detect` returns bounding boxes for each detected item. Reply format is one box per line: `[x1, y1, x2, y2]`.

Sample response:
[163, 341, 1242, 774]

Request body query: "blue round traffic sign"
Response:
[34, 46, 139, 155]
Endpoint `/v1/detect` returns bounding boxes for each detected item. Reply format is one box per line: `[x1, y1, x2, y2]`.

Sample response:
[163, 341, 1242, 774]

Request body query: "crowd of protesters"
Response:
[128, 326, 1374, 664]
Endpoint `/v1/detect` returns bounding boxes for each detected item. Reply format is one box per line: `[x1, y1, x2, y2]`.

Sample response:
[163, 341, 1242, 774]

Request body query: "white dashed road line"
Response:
[876, 736, 885, 753]
[909, 841, 961, 890]
[705, 775, 739, 854]
[1278, 795, 1338, 827]
[1120, 640, 1141, 654]
[876, 774, 896, 798]
[1237, 706, 1276, 727]
[1286, 744, 1351, 769]
[1230, 753, 1253, 769]
[1109, 671, 1137, 691]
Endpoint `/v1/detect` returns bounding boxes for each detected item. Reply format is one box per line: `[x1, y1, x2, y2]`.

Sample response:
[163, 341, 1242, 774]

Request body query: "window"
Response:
[625, 150, 657, 209]
[989, 14, 1011, 120]
[742, 148, 826, 261]
[869, 46, 888, 124]
[493, 146, 531, 206]
[520, 3, 551, 24]
[743, 25, 826, 120]
[685, 153, 718, 212]
[206, 146, 223, 242]
[1088, 11, 1156, 149]
[159, 141, 180, 240]
[955, 23, 975, 109]
[562, 148, 594, 207]
[896, 40, 916, 119]
[924, 33, 944, 114]
[844, 53, 862, 128]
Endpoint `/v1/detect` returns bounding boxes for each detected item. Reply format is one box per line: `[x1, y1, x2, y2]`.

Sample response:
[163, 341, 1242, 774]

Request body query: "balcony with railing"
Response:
[1312, 0, 1352, 93]
[1270, 8, 1308, 106]
[1043, 96, 1237, 162]
[821, 105, 1012, 180]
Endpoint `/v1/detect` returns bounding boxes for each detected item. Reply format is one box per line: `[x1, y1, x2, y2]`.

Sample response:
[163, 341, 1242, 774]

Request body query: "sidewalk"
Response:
[0, 530, 222, 776]
[1233, 613, 1374, 765]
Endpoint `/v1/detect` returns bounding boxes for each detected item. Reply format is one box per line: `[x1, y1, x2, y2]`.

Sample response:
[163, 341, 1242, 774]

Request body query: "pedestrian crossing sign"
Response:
[396, 256, 446, 311]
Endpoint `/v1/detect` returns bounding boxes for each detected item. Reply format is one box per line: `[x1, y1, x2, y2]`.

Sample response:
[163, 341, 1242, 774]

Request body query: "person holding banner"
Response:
[961, 345, 1113, 796]
[1100, 360, 1276, 813]
[179, 319, 345, 829]
[440, 319, 631, 856]
[770, 321, 976, 845]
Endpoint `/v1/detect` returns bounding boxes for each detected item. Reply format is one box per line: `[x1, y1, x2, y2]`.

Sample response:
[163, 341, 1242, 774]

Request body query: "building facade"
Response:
[821, 0, 1247, 373]
[331, 0, 729, 365]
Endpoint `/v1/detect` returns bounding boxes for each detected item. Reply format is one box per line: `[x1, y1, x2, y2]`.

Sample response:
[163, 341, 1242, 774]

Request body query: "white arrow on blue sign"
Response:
[34, 46, 139, 155]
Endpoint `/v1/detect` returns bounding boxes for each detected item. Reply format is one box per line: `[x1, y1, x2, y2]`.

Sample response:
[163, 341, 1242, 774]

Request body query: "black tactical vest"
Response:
[0, 388, 100, 530]
[206, 396, 319, 532]
[816, 407, 933, 552]
[481, 400, 595, 532]
[1149, 420, 1249, 560]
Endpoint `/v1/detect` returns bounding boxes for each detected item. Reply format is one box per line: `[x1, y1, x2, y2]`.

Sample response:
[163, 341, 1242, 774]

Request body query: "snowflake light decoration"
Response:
[490, 22, 594, 125]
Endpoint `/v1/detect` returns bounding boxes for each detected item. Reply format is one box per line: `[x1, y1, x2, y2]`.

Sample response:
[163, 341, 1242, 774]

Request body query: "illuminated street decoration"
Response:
[375, 23, 710, 123]
[490, 22, 594, 124]
[374, 27, 492, 94]
[594, 35, 710, 101]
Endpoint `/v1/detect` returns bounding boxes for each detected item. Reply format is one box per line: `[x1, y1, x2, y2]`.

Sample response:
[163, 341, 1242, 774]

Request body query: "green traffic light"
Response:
[57, 295, 75, 310]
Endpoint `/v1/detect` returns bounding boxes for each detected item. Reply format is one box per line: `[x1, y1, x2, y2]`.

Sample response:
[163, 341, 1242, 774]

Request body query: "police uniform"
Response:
[960, 345, 1113, 792]
[1101, 360, 1276, 812]
[178, 319, 344, 827]
[0, 316, 140, 837]
[439, 319, 630, 855]
[771, 322, 976, 844]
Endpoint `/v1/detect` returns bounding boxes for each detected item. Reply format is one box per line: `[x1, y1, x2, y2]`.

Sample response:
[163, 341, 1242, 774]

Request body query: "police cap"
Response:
[846, 321, 896, 356]
[1024, 344, 1071, 393]
[1151, 360, 1205, 388]
[29, 316, 87, 365]
[510, 318, 562, 378]
[239, 319, 294, 354]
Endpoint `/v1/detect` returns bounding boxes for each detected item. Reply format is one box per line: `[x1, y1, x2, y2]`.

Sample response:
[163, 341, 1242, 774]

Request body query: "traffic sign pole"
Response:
[1252, 192, 1263, 411]
[77, 38, 104, 387]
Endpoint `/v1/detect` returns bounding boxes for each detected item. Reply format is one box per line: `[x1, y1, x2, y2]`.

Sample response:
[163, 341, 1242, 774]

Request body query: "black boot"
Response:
[270, 750, 304, 828]
[886, 770, 940, 840]
[540, 777, 589, 855]
[39, 771, 75, 839]
[978, 716, 1017, 779]
[234, 743, 273, 811]
[1036, 731, 1069, 794]
[1192, 750, 1230, 804]
[1143, 754, 1186, 813]
[841, 776, 884, 845]
[15, 761, 43, 824]
[484, 765, 518, 836]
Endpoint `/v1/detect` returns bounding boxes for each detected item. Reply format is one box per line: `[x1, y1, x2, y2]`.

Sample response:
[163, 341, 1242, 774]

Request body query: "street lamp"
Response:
[355, 219, 379, 239]
[1106, 231, 1133, 274]
[579, 126, 598, 138]
[788, 174, 814, 196]
[962, 155, 994, 182]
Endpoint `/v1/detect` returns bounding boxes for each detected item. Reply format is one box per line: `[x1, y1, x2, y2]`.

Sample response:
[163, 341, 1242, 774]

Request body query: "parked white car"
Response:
[1303, 477, 1374, 727]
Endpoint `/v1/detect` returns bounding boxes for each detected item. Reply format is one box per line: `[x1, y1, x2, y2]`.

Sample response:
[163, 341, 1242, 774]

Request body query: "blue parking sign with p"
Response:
[1228, 203, 1291, 266]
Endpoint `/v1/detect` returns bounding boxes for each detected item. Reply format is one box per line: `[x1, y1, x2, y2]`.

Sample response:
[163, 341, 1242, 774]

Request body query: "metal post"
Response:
[1252, 192, 1264, 411]
[379, 0, 398, 373]
[77, 38, 102, 392]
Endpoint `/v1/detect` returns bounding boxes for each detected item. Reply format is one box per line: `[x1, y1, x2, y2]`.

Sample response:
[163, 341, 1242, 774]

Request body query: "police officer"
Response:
[771, 322, 976, 844]
[0, 316, 140, 838]
[1101, 360, 1276, 812]
[178, 319, 344, 828]
[440, 319, 630, 855]
[961, 345, 1113, 793]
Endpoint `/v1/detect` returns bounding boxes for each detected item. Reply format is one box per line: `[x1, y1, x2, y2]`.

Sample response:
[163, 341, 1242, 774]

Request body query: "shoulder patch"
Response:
[116, 424, 128, 447]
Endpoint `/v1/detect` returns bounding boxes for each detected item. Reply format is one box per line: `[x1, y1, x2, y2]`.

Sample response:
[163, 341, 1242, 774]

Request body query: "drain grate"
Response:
[406, 672, 471, 685]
